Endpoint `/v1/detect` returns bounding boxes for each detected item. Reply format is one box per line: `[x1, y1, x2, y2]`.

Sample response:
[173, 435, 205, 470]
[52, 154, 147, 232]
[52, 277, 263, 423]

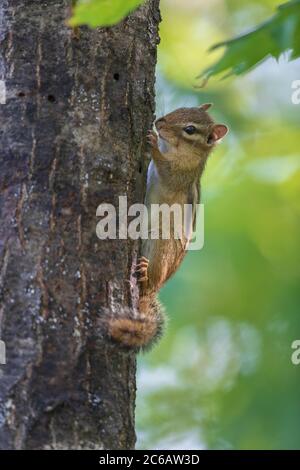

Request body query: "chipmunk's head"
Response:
[155, 104, 228, 163]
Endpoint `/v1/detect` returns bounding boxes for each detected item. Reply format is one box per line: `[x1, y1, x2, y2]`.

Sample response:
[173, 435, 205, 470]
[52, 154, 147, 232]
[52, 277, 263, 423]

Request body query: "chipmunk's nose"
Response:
[155, 117, 165, 131]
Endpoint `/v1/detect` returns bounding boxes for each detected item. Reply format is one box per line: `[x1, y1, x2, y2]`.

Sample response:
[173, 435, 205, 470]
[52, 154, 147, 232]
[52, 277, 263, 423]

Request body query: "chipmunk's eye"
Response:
[183, 125, 197, 135]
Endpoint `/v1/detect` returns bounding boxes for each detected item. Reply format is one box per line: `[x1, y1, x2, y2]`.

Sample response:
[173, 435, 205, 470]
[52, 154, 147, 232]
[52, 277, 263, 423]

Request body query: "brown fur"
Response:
[108, 296, 164, 351]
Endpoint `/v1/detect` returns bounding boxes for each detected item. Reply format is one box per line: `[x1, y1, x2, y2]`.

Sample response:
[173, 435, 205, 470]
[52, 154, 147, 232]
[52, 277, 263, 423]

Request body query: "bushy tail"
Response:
[107, 296, 165, 352]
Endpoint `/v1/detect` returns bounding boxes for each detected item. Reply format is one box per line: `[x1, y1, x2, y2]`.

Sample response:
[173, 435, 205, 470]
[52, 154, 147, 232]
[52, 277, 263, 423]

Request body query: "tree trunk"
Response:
[0, 0, 160, 450]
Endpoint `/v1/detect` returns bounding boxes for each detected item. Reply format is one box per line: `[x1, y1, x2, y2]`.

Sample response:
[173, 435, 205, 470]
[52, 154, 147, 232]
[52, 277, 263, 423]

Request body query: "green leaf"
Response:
[69, 0, 145, 28]
[200, 0, 300, 80]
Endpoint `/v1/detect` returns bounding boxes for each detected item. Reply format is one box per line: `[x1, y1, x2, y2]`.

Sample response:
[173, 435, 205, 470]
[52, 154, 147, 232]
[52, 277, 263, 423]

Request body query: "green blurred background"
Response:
[136, 0, 300, 450]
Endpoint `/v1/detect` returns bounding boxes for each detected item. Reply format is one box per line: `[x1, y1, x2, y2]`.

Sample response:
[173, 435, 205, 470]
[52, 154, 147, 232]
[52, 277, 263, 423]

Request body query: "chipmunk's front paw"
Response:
[136, 256, 149, 283]
[147, 130, 158, 149]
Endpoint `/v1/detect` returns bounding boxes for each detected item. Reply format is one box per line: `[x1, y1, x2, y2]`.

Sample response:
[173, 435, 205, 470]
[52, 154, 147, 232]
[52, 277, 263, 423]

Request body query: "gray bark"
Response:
[0, 0, 160, 449]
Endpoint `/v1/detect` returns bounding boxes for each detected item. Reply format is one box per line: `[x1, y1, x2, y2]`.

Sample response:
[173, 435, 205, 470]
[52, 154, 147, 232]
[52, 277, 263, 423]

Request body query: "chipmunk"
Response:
[108, 104, 228, 351]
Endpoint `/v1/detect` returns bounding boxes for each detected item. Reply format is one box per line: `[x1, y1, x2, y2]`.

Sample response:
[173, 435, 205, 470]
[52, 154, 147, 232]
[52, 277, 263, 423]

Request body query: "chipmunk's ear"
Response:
[199, 103, 213, 111]
[208, 124, 229, 144]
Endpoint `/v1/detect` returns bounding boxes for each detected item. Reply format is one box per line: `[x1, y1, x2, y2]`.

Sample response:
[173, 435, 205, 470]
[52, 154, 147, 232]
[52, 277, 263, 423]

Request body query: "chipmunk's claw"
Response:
[136, 256, 149, 283]
[147, 130, 158, 148]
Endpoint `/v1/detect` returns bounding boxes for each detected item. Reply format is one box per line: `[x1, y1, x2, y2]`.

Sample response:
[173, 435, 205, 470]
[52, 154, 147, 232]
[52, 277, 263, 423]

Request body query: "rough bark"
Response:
[0, 0, 160, 450]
